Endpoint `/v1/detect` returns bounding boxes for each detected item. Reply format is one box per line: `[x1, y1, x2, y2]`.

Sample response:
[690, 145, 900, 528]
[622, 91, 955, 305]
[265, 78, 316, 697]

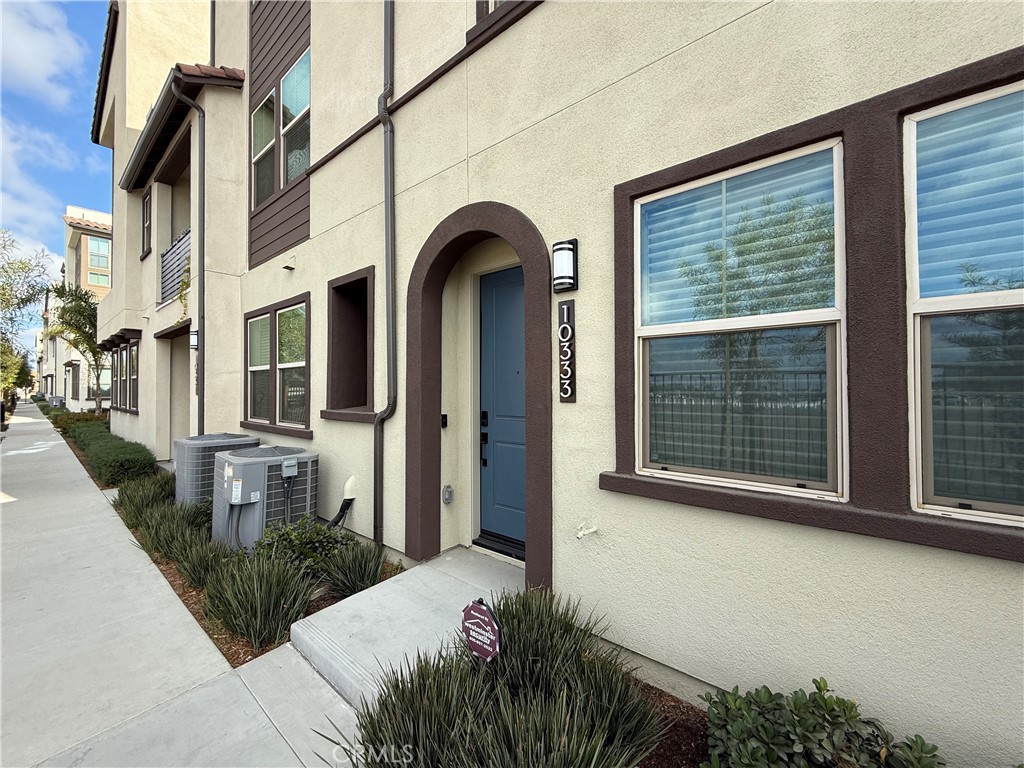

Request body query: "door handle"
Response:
[480, 432, 488, 467]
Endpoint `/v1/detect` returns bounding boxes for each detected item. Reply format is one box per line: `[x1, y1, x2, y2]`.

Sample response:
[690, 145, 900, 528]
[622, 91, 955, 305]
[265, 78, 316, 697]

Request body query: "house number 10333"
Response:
[558, 300, 576, 403]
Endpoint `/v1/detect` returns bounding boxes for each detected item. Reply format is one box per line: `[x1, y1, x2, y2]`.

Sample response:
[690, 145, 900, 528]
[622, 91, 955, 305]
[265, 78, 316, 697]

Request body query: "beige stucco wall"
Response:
[281, 3, 1024, 763]
[98, 0, 211, 457]
[110, 0, 1024, 764]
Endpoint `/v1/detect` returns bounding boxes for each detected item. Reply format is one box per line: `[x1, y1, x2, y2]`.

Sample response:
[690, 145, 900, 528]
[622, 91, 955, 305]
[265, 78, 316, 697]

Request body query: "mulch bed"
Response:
[638, 681, 710, 768]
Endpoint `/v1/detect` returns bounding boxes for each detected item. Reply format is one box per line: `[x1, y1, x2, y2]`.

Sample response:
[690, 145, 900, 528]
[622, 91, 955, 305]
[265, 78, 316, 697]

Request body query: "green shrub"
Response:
[321, 539, 386, 599]
[701, 678, 944, 768]
[52, 411, 107, 434]
[254, 516, 349, 576]
[114, 473, 176, 528]
[204, 555, 315, 650]
[176, 529, 232, 589]
[323, 590, 665, 768]
[85, 439, 156, 485]
[46, 406, 69, 421]
[68, 420, 111, 449]
[37, 402, 51, 415]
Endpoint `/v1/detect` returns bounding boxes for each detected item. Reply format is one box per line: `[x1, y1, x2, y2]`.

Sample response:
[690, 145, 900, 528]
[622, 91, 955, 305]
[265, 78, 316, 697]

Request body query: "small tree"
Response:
[0, 229, 51, 343]
[43, 282, 107, 414]
[1, 340, 32, 408]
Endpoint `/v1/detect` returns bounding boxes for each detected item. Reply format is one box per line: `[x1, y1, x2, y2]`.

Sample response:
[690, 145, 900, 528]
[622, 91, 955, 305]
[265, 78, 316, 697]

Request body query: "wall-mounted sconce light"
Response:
[282, 255, 296, 271]
[552, 238, 578, 293]
[189, 330, 199, 351]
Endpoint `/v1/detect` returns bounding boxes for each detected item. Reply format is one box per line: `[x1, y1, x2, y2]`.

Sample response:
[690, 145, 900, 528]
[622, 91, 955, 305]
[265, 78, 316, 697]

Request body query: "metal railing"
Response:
[160, 228, 190, 305]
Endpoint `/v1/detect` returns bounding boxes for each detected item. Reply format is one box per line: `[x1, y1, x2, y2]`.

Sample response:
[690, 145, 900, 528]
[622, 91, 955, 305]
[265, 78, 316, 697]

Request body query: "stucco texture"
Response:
[103, 0, 1024, 763]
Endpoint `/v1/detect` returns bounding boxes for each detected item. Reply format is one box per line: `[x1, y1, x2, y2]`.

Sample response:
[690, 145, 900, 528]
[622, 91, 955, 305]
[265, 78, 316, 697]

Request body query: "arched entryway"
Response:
[405, 202, 552, 587]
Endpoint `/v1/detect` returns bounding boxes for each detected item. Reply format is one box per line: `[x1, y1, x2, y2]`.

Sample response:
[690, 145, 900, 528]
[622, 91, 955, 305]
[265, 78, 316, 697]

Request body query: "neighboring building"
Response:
[64, 206, 114, 301]
[92, 2, 1024, 763]
[39, 207, 114, 411]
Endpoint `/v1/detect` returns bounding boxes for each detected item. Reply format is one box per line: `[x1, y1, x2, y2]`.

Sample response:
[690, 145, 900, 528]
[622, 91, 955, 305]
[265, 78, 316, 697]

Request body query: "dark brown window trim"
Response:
[325, 266, 374, 414]
[239, 420, 313, 440]
[306, 2, 543, 180]
[319, 408, 376, 424]
[243, 291, 311, 431]
[604, 46, 1024, 564]
[468, 0, 539, 44]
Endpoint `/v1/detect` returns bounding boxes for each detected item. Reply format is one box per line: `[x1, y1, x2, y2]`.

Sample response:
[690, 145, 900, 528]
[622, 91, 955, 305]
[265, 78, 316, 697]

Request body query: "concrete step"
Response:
[291, 547, 523, 709]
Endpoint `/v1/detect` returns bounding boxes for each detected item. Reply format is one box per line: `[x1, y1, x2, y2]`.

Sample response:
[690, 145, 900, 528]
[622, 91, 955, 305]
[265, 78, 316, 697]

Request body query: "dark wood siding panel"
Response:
[252, 5, 303, 54]
[251, 217, 310, 268]
[251, 0, 288, 46]
[249, 0, 311, 269]
[250, 207, 309, 253]
[250, 190, 311, 241]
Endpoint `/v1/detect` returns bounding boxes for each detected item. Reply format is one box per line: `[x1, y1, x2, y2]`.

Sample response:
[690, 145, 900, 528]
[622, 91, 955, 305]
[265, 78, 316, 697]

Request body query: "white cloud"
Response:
[0, 117, 68, 254]
[85, 152, 110, 176]
[0, 2, 90, 110]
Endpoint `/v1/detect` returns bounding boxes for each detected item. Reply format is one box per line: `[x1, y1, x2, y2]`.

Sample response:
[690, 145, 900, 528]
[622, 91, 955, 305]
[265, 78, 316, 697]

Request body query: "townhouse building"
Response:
[92, 1, 1023, 762]
[37, 206, 113, 410]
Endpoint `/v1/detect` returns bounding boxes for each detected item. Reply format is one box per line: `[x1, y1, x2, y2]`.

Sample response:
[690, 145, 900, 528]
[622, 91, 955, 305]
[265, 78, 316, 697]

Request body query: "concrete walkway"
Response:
[0, 402, 354, 767]
[2, 402, 523, 766]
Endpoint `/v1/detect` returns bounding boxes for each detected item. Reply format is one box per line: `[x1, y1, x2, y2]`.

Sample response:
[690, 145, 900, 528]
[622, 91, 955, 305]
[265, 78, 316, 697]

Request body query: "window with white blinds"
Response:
[248, 315, 271, 422]
[636, 140, 845, 495]
[907, 83, 1024, 524]
[246, 301, 309, 428]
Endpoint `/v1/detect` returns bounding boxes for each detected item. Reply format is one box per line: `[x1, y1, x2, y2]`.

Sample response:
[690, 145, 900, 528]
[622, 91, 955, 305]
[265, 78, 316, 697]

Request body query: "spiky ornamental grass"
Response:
[321, 540, 386, 599]
[323, 590, 666, 768]
[136, 501, 193, 558]
[175, 530, 233, 590]
[114, 473, 176, 529]
[204, 555, 315, 650]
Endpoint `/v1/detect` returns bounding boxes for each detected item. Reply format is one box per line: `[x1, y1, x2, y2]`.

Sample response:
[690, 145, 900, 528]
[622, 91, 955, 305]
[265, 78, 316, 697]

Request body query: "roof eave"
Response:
[90, 1, 119, 147]
[118, 67, 245, 192]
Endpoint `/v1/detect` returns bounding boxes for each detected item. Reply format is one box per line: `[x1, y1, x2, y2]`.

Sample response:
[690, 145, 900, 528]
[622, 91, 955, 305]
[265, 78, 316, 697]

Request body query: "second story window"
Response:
[142, 190, 152, 257]
[252, 92, 275, 207]
[282, 50, 310, 184]
[251, 48, 310, 209]
[88, 237, 110, 269]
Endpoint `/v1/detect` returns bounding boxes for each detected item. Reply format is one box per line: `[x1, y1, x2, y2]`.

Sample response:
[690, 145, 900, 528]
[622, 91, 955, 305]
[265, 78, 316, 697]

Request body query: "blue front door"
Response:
[479, 266, 526, 549]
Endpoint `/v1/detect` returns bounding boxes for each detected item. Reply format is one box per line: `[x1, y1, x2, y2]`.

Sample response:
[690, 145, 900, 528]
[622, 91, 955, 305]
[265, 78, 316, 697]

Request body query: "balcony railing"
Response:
[160, 228, 190, 305]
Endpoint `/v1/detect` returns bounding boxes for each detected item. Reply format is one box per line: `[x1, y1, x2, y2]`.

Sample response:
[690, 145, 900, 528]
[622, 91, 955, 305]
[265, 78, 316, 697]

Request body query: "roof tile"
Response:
[63, 216, 113, 233]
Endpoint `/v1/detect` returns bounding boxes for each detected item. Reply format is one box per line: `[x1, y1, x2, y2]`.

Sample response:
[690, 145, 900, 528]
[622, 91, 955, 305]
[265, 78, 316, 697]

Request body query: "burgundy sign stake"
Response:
[461, 598, 502, 663]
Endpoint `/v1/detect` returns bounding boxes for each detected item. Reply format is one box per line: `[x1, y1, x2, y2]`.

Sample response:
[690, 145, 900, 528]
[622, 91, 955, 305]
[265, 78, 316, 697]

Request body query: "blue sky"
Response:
[1, 0, 112, 349]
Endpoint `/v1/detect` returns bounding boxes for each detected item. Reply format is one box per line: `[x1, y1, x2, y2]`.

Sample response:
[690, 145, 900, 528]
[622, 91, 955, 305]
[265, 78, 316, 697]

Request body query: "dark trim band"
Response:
[239, 420, 313, 440]
[604, 46, 1024, 563]
[154, 318, 191, 340]
[405, 202, 552, 587]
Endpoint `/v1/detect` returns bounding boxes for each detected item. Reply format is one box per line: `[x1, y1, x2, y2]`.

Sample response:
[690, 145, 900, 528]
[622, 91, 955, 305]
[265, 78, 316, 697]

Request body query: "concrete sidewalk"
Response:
[1, 403, 240, 765]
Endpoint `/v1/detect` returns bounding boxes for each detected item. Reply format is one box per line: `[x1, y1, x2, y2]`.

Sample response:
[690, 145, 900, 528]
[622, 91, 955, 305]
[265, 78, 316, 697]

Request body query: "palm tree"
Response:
[43, 282, 107, 414]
